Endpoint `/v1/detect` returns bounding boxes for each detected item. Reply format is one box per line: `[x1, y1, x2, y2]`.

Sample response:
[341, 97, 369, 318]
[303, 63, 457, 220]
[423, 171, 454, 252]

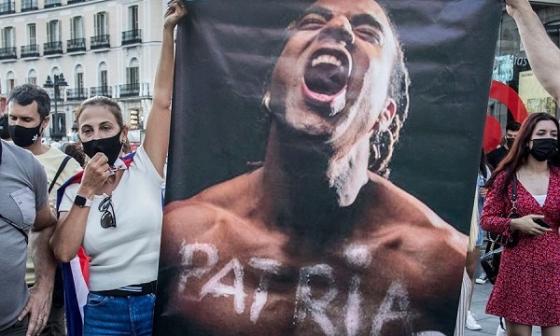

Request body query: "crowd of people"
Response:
[0, 1, 186, 335]
[459, 0, 560, 336]
[1, 0, 560, 335]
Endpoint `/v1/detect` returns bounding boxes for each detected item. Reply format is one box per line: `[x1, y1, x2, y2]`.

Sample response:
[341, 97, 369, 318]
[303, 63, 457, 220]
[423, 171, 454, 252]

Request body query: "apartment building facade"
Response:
[0, 0, 166, 141]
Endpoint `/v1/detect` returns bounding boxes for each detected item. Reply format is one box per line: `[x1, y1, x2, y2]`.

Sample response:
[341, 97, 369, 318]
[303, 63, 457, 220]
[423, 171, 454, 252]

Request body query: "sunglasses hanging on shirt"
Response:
[98, 195, 116, 229]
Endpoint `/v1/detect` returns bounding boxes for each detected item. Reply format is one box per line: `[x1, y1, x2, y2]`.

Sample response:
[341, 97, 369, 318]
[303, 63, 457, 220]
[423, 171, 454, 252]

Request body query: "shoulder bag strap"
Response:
[49, 156, 72, 194]
[0, 213, 28, 244]
[511, 175, 518, 211]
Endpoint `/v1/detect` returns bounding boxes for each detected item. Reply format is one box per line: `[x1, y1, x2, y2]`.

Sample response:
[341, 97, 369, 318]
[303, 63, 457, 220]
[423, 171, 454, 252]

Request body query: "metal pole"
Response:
[54, 75, 59, 138]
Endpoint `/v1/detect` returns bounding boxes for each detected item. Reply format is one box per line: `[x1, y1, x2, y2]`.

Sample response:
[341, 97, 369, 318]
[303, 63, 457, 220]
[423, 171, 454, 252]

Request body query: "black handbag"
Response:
[480, 176, 519, 284]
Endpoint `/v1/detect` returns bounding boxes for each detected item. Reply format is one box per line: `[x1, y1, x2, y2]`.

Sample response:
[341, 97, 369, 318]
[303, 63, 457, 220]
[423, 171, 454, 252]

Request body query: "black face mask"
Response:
[530, 138, 558, 162]
[0, 115, 9, 140]
[506, 137, 515, 149]
[8, 124, 43, 148]
[82, 133, 123, 166]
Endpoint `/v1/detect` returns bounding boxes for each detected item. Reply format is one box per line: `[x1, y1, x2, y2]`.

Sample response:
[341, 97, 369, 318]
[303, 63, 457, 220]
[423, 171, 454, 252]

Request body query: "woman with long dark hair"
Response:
[482, 112, 560, 335]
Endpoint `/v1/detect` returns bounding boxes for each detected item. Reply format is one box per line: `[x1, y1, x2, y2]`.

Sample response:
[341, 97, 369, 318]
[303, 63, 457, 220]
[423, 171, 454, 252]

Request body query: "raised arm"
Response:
[506, 0, 560, 101]
[142, 0, 188, 176]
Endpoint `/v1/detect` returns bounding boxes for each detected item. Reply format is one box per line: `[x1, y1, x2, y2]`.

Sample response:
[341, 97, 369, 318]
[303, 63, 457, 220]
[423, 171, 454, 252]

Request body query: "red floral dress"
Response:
[481, 167, 560, 326]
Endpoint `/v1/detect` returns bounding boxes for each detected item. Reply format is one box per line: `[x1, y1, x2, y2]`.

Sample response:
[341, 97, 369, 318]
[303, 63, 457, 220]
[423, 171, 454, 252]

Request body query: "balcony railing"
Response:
[67, 0, 85, 4]
[90, 86, 112, 98]
[122, 29, 142, 45]
[119, 83, 140, 97]
[67, 38, 86, 53]
[21, 0, 38, 11]
[67, 88, 87, 101]
[44, 0, 61, 8]
[46, 89, 63, 102]
[44, 41, 63, 55]
[91, 35, 110, 50]
[0, 1, 15, 15]
[21, 44, 39, 58]
[0, 47, 16, 60]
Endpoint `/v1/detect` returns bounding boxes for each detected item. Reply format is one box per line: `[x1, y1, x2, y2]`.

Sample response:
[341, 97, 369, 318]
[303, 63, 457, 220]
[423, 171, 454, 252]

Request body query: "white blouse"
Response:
[59, 147, 164, 291]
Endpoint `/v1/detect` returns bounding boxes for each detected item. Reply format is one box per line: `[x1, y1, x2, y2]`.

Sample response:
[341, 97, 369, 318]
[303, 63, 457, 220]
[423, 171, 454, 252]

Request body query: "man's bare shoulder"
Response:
[165, 168, 262, 217]
[161, 169, 275, 260]
[361, 173, 467, 300]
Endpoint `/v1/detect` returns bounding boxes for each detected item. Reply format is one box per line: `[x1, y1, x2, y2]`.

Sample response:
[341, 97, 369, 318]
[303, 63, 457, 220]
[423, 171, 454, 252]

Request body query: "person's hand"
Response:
[17, 284, 53, 336]
[164, 0, 188, 31]
[479, 187, 488, 198]
[505, 0, 532, 17]
[510, 214, 552, 236]
[79, 152, 111, 197]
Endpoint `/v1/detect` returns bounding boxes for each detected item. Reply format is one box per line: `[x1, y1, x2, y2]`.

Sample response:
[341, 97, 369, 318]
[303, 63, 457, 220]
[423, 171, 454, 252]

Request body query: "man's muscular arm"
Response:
[506, 0, 560, 101]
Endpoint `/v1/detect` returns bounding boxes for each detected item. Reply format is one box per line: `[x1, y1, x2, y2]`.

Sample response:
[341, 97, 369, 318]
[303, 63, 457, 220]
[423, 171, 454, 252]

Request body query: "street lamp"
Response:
[44, 74, 68, 140]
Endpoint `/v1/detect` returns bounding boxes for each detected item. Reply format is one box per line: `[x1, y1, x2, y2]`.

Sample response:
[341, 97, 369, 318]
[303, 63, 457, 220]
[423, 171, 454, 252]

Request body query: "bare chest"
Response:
[161, 239, 436, 336]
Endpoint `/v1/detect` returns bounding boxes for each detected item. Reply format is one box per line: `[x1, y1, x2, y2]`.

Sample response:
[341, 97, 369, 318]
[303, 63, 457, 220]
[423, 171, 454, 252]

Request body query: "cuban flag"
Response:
[56, 153, 135, 336]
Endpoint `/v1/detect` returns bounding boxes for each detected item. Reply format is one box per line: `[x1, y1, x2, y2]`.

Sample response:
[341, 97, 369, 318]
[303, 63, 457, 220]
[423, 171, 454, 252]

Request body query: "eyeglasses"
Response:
[98, 196, 116, 229]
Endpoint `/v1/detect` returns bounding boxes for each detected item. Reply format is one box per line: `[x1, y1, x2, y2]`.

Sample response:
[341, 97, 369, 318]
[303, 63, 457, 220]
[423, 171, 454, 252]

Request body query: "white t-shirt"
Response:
[59, 147, 164, 291]
[36, 145, 82, 206]
[26, 145, 81, 285]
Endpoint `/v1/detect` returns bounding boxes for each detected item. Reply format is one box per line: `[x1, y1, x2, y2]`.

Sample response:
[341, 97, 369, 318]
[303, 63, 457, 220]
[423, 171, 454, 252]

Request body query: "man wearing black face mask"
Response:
[7, 84, 81, 336]
[487, 121, 521, 170]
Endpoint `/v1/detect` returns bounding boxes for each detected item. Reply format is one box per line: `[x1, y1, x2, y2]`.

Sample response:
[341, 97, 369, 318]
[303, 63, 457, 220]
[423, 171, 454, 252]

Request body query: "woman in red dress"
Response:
[482, 112, 560, 336]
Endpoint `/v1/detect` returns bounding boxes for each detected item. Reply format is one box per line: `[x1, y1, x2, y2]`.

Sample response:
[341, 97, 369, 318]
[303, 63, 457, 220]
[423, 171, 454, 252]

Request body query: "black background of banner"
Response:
[165, 0, 501, 235]
[160, 1, 501, 334]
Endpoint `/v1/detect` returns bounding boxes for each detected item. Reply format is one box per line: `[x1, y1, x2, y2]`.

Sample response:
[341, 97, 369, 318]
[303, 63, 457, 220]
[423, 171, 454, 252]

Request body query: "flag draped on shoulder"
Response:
[55, 152, 135, 336]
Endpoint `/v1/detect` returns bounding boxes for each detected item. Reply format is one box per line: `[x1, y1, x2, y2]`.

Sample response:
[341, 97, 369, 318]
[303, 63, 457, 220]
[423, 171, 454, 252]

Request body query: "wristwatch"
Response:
[74, 195, 92, 208]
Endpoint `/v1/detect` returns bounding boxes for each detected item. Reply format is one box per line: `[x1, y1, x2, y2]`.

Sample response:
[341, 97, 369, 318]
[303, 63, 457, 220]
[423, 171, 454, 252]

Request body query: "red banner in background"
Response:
[489, 80, 529, 124]
[483, 80, 529, 153]
[483, 115, 502, 153]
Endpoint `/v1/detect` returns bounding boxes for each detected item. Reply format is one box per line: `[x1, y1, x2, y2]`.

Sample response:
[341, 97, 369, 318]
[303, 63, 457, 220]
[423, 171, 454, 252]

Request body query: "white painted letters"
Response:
[177, 242, 219, 293]
[294, 264, 338, 336]
[200, 258, 247, 314]
[248, 257, 282, 323]
[370, 281, 412, 336]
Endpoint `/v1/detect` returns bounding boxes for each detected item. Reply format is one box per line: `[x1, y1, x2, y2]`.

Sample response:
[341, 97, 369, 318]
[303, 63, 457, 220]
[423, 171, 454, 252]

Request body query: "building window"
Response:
[126, 58, 139, 85]
[99, 62, 108, 87]
[1, 26, 15, 48]
[75, 65, 84, 89]
[27, 23, 36, 45]
[71, 16, 84, 40]
[6, 71, 15, 93]
[95, 12, 108, 36]
[492, 3, 560, 120]
[47, 20, 60, 43]
[27, 69, 37, 85]
[129, 5, 138, 31]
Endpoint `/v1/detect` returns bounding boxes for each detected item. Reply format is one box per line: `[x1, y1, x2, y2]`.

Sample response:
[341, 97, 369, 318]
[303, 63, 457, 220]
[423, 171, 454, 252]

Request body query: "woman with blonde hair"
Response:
[50, 1, 187, 335]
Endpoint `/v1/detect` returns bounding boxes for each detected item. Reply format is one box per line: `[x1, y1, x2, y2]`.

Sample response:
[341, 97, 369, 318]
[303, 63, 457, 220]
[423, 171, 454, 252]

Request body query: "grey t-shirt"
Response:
[0, 140, 48, 331]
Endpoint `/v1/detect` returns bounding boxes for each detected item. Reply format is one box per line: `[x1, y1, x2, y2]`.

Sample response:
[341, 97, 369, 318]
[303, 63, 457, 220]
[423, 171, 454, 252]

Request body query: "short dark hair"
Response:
[8, 84, 51, 119]
[506, 121, 521, 132]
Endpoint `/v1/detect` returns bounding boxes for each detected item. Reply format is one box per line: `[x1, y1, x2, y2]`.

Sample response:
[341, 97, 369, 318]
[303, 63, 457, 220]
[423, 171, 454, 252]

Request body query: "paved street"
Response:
[466, 282, 542, 336]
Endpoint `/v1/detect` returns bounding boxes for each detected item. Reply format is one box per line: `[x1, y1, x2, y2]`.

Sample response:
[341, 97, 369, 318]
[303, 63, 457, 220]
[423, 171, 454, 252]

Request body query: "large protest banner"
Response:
[155, 1, 501, 335]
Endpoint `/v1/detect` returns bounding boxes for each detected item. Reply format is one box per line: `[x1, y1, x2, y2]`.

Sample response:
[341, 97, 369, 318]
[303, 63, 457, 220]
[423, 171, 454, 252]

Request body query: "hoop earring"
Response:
[262, 91, 272, 113]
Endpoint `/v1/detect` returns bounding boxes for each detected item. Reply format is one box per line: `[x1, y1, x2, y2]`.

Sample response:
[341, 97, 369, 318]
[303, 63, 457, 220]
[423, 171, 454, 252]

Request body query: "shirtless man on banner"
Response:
[158, 0, 467, 335]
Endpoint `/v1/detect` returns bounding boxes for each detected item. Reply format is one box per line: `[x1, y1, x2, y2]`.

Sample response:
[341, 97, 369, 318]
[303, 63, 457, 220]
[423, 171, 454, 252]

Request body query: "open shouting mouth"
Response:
[303, 48, 352, 116]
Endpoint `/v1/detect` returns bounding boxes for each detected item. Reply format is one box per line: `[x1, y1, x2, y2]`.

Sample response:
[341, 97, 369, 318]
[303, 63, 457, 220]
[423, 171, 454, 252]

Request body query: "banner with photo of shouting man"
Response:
[155, 1, 501, 335]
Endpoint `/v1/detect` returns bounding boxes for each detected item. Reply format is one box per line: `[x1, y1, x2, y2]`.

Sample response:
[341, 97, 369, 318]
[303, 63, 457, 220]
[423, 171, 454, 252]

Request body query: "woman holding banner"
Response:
[481, 112, 560, 335]
[50, 1, 187, 335]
